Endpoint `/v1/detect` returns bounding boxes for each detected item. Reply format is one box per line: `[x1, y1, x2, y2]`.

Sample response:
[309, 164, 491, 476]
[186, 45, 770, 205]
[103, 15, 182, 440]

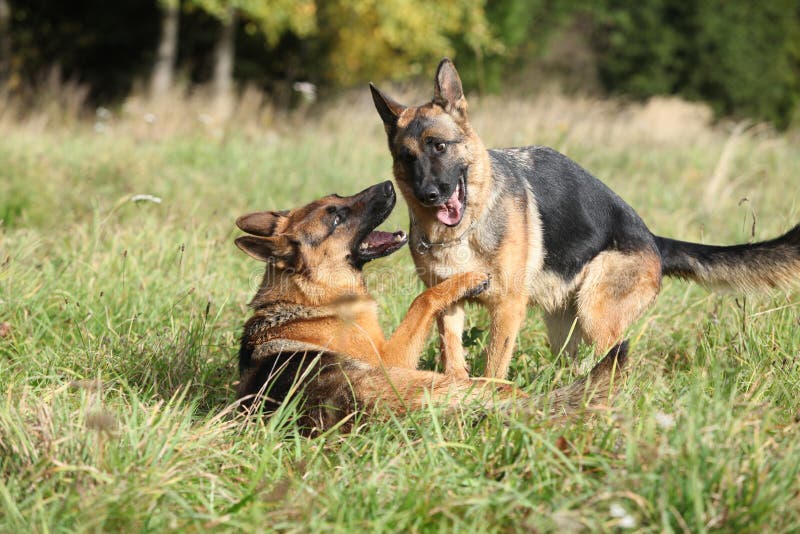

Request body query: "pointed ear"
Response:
[235, 235, 295, 268]
[236, 210, 289, 237]
[433, 58, 467, 117]
[370, 83, 406, 129]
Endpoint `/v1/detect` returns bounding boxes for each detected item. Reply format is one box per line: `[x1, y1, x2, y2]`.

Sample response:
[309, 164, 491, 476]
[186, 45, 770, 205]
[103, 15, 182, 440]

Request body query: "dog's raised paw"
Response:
[462, 273, 491, 299]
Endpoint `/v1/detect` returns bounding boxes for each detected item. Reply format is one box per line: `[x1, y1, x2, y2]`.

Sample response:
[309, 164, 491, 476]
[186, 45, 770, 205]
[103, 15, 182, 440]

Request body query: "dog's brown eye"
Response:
[331, 208, 347, 227]
[434, 142, 446, 153]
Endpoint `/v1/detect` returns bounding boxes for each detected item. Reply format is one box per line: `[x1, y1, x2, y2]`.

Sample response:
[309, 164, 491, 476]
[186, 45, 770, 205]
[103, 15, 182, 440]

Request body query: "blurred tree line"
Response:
[1, 0, 798, 127]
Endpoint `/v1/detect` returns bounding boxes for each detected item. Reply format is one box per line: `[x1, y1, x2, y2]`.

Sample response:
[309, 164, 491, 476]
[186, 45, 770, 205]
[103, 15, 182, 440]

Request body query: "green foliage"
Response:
[451, 0, 575, 93]
[184, 0, 497, 86]
[191, 0, 317, 44]
[589, 0, 800, 128]
[690, 0, 800, 127]
[314, 0, 495, 85]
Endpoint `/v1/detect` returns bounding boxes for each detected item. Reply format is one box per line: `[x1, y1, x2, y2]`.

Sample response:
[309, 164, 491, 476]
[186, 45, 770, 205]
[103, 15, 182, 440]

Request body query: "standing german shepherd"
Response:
[234, 181, 627, 433]
[370, 58, 800, 380]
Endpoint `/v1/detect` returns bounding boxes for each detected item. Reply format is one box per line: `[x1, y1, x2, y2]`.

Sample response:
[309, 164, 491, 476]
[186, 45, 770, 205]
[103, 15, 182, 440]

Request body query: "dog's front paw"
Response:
[459, 272, 491, 299]
[427, 272, 491, 308]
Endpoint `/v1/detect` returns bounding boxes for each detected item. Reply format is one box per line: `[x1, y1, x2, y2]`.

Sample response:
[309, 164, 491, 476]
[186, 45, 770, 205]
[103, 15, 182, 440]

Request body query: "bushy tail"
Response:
[439, 341, 628, 416]
[655, 224, 800, 292]
[541, 340, 629, 415]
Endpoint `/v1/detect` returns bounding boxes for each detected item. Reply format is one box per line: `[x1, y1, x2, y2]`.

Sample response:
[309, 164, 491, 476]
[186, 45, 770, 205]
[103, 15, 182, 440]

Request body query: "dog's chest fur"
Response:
[406, 145, 651, 312]
[409, 176, 567, 308]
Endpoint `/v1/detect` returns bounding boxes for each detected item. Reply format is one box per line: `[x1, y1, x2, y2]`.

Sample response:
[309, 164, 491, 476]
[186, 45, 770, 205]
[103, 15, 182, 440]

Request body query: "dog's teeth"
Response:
[360, 242, 369, 250]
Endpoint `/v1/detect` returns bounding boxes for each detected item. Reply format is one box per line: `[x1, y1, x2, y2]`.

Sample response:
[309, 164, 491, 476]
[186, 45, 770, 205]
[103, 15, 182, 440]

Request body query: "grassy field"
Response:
[1, 89, 800, 532]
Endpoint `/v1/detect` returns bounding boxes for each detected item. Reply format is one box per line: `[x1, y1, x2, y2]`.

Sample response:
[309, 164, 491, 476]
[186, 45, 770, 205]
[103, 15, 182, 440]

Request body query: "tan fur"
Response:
[253, 271, 489, 369]
[685, 251, 800, 292]
[374, 59, 800, 381]
[436, 304, 467, 378]
[577, 250, 662, 351]
[235, 185, 628, 433]
[371, 61, 663, 379]
[394, 124, 556, 379]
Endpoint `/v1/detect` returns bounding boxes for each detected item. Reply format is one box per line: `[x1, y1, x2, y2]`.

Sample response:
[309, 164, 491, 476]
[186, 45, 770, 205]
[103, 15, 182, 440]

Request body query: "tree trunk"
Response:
[212, 7, 237, 103]
[0, 0, 11, 86]
[150, 0, 180, 97]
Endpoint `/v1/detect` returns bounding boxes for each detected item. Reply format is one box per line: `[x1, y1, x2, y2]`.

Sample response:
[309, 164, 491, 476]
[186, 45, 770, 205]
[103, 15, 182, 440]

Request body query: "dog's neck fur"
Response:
[247, 301, 333, 336]
[249, 264, 370, 309]
[246, 269, 383, 364]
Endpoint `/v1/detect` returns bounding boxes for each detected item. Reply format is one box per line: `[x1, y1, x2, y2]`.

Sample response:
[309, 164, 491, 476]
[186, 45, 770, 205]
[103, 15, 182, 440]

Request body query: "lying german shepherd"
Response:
[370, 58, 800, 380]
[234, 181, 627, 433]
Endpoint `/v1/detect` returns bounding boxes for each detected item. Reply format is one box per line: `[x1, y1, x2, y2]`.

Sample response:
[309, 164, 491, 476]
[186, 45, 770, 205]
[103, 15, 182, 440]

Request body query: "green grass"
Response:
[2, 95, 800, 532]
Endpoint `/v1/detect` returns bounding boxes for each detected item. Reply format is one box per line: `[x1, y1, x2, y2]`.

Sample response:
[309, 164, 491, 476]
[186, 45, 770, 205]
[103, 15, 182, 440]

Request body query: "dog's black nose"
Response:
[422, 186, 439, 204]
[381, 180, 394, 196]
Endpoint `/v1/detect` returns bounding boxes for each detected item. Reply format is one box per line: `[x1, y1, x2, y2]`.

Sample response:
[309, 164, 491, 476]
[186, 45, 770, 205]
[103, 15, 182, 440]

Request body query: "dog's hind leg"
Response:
[348, 341, 629, 419]
[576, 250, 661, 352]
[297, 341, 629, 432]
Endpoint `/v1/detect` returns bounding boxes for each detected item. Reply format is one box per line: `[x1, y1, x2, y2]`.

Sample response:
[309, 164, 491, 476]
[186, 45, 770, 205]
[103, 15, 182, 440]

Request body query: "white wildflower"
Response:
[292, 81, 317, 101]
[130, 194, 162, 204]
[610, 503, 636, 529]
[610, 503, 626, 518]
[655, 411, 676, 430]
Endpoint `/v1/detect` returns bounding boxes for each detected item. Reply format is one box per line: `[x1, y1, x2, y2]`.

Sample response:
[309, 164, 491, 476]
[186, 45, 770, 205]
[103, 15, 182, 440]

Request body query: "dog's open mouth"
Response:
[435, 176, 466, 227]
[357, 230, 408, 262]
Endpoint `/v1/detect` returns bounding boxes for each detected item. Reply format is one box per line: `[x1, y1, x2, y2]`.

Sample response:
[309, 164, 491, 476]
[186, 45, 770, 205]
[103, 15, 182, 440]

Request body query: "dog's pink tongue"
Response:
[436, 188, 463, 225]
